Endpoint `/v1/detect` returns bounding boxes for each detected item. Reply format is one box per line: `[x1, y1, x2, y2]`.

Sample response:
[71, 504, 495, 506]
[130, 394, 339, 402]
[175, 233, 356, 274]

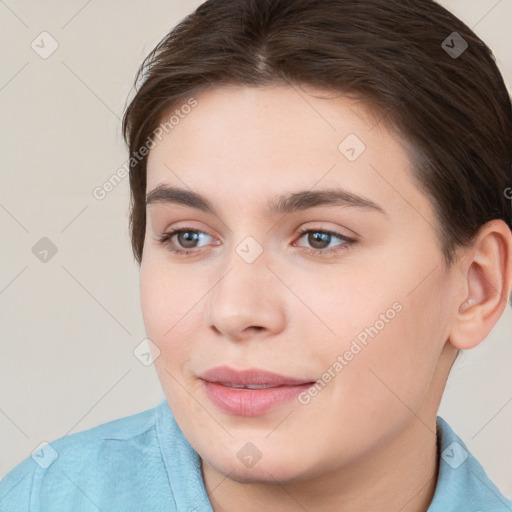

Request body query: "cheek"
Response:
[288, 262, 402, 361]
[303, 254, 448, 421]
[140, 263, 168, 339]
[337, 276, 448, 422]
[140, 261, 202, 409]
[139, 260, 197, 380]
[140, 256, 198, 337]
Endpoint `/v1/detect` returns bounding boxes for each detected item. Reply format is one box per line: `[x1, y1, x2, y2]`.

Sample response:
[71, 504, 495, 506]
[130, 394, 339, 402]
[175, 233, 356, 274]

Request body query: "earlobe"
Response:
[449, 220, 512, 351]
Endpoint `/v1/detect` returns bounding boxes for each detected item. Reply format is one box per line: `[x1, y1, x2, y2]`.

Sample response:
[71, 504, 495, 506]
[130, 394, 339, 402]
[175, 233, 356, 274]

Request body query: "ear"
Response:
[449, 219, 512, 350]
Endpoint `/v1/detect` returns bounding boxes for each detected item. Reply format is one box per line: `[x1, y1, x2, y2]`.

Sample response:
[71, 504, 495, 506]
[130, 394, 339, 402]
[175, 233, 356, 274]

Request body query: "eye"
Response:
[156, 228, 215, 255]
[294, 228, 356, 255]
[155, 226, 356, 257]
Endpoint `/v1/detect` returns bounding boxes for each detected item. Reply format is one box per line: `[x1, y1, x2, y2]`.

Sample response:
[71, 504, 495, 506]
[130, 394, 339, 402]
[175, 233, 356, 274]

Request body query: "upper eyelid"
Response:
[167, 226, 215, 240]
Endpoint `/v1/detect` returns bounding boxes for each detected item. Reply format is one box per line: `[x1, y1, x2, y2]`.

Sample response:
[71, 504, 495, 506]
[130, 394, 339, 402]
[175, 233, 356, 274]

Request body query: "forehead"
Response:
[147, 84, 393, 171]
[145, 84, 430, 223]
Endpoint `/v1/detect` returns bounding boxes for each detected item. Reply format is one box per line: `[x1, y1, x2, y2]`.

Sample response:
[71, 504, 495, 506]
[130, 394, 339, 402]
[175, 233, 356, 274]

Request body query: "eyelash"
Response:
[156, 227, 356, 257]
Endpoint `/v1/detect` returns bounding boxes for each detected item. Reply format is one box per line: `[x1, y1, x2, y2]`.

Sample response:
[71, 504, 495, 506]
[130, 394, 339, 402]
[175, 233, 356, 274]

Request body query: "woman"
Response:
[1, 0, 511, 510]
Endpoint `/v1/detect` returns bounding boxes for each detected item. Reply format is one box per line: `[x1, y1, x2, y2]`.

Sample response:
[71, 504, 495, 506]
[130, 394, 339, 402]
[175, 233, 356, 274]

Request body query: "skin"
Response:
[140, 83, 512, 512]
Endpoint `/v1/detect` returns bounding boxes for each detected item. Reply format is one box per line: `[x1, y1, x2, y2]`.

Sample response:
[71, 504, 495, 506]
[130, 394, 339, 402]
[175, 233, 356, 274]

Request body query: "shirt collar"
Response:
[428, 415, 511, 511]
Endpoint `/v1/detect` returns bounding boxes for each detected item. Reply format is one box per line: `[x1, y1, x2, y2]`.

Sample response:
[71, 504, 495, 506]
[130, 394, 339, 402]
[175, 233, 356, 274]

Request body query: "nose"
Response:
[204, 246, 286, 343]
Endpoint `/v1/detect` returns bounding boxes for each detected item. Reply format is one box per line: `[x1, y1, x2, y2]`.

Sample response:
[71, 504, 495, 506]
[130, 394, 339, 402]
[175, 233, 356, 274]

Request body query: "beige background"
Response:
[1, 0, 511, 499]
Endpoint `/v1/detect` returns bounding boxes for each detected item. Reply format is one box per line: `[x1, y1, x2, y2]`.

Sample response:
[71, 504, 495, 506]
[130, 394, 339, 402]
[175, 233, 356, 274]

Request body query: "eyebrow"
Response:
[145, 184, 387, 216]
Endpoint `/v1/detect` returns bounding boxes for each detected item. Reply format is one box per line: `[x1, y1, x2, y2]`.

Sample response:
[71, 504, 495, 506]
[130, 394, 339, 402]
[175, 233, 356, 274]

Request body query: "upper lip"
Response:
[199, 366, 314, 387]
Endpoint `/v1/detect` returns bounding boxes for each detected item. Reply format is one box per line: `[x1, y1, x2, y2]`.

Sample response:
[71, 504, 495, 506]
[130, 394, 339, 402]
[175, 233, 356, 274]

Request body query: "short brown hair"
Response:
[122, 0, 512, 266]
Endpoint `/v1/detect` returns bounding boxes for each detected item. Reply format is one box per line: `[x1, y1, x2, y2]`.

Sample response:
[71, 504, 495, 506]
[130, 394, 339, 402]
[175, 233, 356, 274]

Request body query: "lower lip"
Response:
[202, 381, 313, 416]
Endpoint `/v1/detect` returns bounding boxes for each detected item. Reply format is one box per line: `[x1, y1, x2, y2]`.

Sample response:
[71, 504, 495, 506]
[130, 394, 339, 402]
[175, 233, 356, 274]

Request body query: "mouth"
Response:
[198, 366, 315, 416]
[216, 383, 285, 389]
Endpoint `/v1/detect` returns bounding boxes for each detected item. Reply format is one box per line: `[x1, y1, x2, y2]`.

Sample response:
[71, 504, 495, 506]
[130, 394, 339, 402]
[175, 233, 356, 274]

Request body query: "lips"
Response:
[199, 366, 313, 387]
[199, 366, 315, 416]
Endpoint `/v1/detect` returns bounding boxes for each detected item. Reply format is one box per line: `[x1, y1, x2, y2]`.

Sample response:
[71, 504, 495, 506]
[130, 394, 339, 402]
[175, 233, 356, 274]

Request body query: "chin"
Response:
[205, 451, 311, 485]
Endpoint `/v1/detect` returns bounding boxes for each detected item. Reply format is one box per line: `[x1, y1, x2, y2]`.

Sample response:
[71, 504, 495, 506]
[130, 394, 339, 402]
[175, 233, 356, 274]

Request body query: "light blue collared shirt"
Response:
[0, 399, 510, 511]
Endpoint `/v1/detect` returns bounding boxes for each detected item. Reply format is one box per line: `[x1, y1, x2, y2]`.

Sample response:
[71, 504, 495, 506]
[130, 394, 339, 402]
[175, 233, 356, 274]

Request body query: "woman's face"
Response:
[140, 84, 460, 483]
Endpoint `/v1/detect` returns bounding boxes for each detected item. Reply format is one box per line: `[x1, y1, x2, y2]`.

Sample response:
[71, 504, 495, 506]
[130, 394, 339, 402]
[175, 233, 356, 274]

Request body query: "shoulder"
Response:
[429, 416, 512, 511]
[0, 400, 175, 512]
